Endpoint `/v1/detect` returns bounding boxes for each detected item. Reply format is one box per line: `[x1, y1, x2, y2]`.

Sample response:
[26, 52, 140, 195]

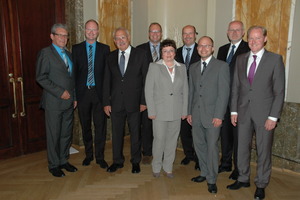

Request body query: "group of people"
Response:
[36, 19, 285, 200]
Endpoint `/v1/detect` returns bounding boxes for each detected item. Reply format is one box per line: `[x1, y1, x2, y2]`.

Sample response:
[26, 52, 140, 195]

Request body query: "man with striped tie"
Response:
[72, 19, 110, 169]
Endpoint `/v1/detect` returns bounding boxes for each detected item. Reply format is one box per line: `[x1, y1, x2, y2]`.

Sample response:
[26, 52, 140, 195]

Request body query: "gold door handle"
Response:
[17, 77, 26, 117]
[9, 77, 17, 118]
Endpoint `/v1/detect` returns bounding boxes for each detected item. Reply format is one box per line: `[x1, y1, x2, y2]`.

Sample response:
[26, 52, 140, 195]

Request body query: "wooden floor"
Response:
[1, 137, 300, 200]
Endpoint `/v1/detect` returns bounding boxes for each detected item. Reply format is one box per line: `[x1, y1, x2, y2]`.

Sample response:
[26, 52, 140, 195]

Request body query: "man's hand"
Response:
[187, 115, 192, 125]
[73, 101, 77, 109]
[212, 118, 222, 127]
[148, 115, 156, 120]
[181, 115, 187, 120]
[140, 105, 147, 112]
[231, 114, 238, 126]
[265, 119, 277, 131]
[61, 90, 70, 99]
[104, 106, 111, 116]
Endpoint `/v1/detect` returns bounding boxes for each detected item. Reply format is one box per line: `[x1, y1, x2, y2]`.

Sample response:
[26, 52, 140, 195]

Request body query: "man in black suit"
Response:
[72, 19, 110, 168]
[103, 27, 148, 173]
[175, 25, 201, 170]
[217, 20, 250, 180]
[36, 23, 77, 177]
[136, 22, 162, 165]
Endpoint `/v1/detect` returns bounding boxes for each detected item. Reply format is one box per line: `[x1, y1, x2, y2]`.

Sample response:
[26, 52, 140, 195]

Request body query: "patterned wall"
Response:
[235, 0, 291, 63]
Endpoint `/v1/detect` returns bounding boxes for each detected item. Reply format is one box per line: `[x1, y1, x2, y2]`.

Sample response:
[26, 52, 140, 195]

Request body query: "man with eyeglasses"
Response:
[36, 23, 77, 177]
[72, 19, 110, 169]
[187, 36, 230, 193]
[175, 25, 201, 170]
[103, 27, 148, 174]
[136, 22, 162, 165]
[216, 20, 250, 180]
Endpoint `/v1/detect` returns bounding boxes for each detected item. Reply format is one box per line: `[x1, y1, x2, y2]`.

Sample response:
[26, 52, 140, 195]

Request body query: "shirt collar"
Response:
[250, 48, 265, 58]
[119, 45, 131, 55]
[157, 59, 181, 67]
[184, 43, 195, 50]
[201, 55, 213, 65]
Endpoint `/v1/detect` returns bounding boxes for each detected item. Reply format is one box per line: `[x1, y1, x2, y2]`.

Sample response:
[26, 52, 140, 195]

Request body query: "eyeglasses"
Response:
[228, 29, 242, 32]
[53, 33, 69, 38]
[85, 28, 98, 32]
[162, 49, 175, 54]
[149, 30, 161, 33]
[114, 36, 128, 41]
[198, 45, 212, 49]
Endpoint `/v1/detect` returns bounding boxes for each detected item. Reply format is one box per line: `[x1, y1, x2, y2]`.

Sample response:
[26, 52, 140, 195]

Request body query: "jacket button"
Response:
[170, 93, 173, 96]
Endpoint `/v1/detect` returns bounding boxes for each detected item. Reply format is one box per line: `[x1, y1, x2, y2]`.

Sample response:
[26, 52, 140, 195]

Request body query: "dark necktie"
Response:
[226, 44, 236, 64]
[185, 47, 192, 68]
[119, 51, 125, 76]
[61, 49, 69, 72]
[87, 45, 94, 85]
[201, 61, 207, 75]
[248, 55, 257, 85]
[152, 45, 158, 62]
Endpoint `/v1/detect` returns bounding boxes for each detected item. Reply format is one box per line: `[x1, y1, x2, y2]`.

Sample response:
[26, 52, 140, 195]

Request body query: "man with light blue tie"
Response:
[72, 19, 110, 168]
[175, 25, 201, 170]
[217, 20, 250, 180]
[36, 23, 77, 177]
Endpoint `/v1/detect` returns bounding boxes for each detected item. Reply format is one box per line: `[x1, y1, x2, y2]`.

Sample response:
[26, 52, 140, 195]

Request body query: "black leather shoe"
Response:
[96, 160, 108, 169]
[82, 158, 93, 166]
[181, 157, 191, 165]
[194, 162, 200, 171]
[229, 169, 239, 180]
[218, 166, 232, 173]
[254, 187, 265, 199]
[132, 163, 141, 173]
[227, 180, 250, 190]
[60, 162, 78, 172]
[107, 163, 124, 172]
[207, 183, 217, 193]
[49, 167, 65, 177]
[191, 176, 206, 183]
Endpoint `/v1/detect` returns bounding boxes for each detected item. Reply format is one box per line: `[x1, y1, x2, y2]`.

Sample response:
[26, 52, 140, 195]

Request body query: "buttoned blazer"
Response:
[231, 50, 285, 126]
[217, 40, 250, 83]
[175, 43, 201, 66]
[103, 46, 148, 112]
[36, 45, 75, 110]
[145, 61, 188, 121]
[188, 56, 230, 128]
[136, 42, 161, 64]
[72, 41, 110, 102]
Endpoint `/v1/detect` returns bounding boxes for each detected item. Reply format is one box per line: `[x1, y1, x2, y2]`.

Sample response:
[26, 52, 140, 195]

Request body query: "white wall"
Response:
[83, 0, 98, 23]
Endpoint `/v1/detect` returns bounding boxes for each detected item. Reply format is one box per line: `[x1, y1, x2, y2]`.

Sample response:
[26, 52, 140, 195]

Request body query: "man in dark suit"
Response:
[188, 36, 230, 194]
[103, 27, 148, 174]
[227, 26, 285, 200]
[175, 25, 201, 170]
[217, 20, 250, 180]
[36, 23, 77, 177]
[136, 22, 162, 165]
[72, 19, 110, 168]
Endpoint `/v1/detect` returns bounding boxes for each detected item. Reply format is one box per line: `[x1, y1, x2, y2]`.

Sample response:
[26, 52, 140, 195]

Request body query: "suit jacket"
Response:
[103, 46, 148, 112]
[36, 45, 75, 110]
[217, 40, 250, 84]
[188, 56, 230, 128]
[72, 41, 110, 102]
[145, 60, 188, 121]
[175, 43, 201, 66]
[136, 42, 160, 64]
[231, 50, 285, 126]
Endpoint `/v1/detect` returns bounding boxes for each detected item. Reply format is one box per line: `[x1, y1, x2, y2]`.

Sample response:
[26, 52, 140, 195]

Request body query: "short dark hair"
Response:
[149, 22, 162, 32]
[160, 39, 177, 56]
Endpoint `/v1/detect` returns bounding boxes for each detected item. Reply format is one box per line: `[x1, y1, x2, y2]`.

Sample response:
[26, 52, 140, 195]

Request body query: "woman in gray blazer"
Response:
[145, 39, 188, 178]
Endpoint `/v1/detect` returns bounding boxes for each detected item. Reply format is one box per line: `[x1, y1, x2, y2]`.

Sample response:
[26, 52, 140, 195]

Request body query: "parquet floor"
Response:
[1, 137, 300, 200]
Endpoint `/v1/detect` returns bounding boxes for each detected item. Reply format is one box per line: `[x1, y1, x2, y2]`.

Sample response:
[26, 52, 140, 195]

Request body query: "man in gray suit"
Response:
[36, 23, 77, 177]
[227, 26, 285, 200]
[187, 36, 230, 193]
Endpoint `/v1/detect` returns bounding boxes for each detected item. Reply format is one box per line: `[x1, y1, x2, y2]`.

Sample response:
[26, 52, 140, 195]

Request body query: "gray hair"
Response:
[113, 27, 130, 39]
[51, 23, 68, 34]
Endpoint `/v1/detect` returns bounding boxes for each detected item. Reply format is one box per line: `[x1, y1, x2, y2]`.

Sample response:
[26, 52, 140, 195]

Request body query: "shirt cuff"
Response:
[231, 112, 238, 115]
[268, 116, 278, 121]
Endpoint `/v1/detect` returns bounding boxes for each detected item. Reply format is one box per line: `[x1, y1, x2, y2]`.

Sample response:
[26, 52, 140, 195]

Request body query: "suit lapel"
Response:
[50, 45, 68, 72]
